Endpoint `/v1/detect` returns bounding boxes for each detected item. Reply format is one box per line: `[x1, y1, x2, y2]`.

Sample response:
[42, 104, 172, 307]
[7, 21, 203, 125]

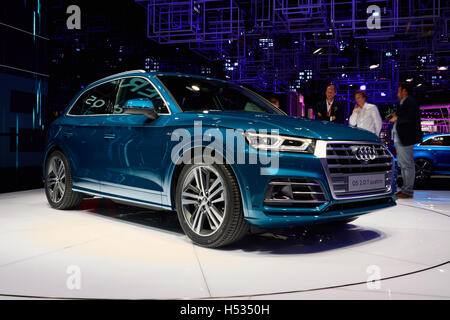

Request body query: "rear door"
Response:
[64, 79, 120, 193]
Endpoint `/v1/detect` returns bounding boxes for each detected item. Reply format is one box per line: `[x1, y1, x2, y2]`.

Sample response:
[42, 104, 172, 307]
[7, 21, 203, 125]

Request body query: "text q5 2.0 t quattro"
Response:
[43, 70, 396, 248]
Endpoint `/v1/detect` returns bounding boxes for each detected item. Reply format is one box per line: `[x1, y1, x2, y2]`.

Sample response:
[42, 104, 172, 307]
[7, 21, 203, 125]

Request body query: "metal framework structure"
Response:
[136, 0, 448, 98]
[420, 104, 450, 134]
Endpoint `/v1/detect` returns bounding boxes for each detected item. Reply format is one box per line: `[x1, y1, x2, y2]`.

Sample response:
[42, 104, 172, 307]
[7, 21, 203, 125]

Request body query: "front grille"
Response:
[264, 178, 327, 208]
[324, 142, 394, 198]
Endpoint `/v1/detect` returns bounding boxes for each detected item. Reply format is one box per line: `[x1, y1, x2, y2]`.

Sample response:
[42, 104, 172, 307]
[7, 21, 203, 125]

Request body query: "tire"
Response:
[44, 150, 83, 210]
[175, 162, 249, 248]
[415, 158, 433, 181]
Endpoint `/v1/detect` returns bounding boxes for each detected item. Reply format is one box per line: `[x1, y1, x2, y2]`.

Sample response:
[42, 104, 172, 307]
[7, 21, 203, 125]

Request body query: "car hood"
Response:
[172, 111, 380, 142]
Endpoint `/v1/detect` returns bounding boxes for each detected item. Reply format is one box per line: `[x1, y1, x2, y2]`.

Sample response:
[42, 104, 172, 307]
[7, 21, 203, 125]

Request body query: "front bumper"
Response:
[231, 141, 396, 228]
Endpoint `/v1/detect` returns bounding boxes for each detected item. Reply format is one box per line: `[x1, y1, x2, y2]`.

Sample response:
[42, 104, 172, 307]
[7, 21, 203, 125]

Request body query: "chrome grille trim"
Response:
[315, 140, 395, 200]
[327, 162, 394, 168]
[268, 181, 321, 186]
[326, 155, 392, 160]
[264, 199, 327, 205]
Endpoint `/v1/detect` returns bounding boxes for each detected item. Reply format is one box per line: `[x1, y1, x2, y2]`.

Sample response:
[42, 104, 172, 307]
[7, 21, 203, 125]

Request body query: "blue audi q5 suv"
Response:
[43, 70, 396, 247]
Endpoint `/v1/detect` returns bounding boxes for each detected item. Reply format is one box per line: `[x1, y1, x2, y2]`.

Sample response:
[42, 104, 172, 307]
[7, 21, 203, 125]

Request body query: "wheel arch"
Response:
[42, 144, 72, 182]
[167, 146, 249, 216]
[42, 145, 63, 180]
[414, 156, 435, 173]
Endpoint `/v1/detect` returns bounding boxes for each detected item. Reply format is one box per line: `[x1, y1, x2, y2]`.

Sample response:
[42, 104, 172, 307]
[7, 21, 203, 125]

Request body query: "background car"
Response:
[413, 133, 450, 180]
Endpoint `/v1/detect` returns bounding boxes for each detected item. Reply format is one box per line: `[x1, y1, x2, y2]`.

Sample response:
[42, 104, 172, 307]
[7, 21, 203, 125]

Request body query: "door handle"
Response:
[104, 133, 116, 140]
[63, 130, 73, 137]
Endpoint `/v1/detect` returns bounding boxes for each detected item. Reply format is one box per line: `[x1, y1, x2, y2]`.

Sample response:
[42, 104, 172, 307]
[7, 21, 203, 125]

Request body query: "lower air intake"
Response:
[264, 178, 327, 208]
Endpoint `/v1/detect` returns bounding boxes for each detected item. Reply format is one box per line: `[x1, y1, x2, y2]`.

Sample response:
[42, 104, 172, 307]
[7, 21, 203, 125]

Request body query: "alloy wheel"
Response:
[46, 156, 66, 203]
[415, 159, 433, 181]
[181, 165, 227, 236]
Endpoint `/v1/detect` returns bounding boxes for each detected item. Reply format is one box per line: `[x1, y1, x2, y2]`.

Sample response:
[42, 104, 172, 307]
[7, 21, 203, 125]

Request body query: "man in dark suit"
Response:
[389, 82, 422, 199]
[315, 85, 345, 124]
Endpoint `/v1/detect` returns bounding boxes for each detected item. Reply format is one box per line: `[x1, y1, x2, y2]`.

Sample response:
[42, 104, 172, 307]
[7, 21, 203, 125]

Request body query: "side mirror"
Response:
[122, 98, 158, 120]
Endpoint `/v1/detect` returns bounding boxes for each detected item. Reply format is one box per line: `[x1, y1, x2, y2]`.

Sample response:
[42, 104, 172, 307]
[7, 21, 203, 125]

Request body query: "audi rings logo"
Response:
[351, 146, 377, 161]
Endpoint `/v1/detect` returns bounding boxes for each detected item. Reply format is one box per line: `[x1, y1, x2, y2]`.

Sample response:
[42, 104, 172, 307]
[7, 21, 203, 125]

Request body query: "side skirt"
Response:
[72, 187, 172, 212]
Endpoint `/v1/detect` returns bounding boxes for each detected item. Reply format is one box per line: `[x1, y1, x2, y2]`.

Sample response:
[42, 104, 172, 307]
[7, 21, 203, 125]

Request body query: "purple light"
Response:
[420, 105, 450, 110]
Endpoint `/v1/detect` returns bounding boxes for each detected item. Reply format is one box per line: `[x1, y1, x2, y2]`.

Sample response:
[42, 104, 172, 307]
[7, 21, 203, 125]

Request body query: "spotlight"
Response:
[313, 48, 322, 54]
[438, 66, 448, 71]
[381, 92, 386, 96]
[416, 83, 422, 87]
[369, 64, 380, 69]
[360, 85, 366, 90]
[191, 85, 200, 91]
[406, 78, 413, 82]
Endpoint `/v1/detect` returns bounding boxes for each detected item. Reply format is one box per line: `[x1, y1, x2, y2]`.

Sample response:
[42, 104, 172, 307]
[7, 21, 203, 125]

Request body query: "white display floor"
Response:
[0, 189, 449, 299]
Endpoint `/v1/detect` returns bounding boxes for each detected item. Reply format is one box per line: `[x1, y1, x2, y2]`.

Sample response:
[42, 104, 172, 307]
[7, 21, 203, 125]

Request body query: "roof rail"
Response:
[93, 70, 147, 84]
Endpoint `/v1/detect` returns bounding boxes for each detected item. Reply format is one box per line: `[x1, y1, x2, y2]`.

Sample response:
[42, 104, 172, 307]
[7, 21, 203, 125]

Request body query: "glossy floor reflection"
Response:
[81, 197, 385, 255]
[0, 189, 448, 299]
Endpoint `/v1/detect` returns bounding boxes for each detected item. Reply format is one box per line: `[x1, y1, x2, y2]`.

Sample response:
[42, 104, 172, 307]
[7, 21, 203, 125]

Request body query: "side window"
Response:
[69, 80, 119, 115]
[443, 136, 450, 147]
[114, 77, 169, 114]
[422, 136, 445, 146]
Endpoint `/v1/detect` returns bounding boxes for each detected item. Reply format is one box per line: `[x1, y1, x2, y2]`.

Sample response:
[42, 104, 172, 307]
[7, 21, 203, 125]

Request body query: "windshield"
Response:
[157, 75, 284, 115]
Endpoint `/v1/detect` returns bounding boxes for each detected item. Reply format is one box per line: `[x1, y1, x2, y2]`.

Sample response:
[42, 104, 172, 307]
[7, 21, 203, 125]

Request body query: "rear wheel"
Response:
[44, 151, 83, 209]
[175, 162, 248, 248]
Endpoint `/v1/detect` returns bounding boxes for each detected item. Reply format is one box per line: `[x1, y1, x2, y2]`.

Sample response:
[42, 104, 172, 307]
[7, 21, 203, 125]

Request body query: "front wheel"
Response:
[175, 163, 248, 248]
[44, 151, 83, 209]
[415, 158, 434, 181]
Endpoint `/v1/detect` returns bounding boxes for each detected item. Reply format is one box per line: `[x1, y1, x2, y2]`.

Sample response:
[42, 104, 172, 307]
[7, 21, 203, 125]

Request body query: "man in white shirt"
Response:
[349, 90, 382, 136]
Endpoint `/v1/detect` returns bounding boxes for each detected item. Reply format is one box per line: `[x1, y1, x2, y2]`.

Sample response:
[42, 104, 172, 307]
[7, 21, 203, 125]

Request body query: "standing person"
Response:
[315, 85, 345, 124]
[388, 83, 422, 199]
[349, 90, 383, 136]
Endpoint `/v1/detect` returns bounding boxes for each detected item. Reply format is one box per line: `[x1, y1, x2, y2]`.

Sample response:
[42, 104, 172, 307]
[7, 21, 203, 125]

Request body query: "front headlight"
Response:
[243, 132, 315, 153]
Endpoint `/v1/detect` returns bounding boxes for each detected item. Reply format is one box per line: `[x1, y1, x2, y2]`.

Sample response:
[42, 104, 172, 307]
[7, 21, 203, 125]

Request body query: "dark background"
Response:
[1, 0, 449, 193]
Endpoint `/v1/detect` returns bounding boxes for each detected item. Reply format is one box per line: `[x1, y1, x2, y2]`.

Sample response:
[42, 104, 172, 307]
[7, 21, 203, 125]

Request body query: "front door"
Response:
[99, 76, 172, 207]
